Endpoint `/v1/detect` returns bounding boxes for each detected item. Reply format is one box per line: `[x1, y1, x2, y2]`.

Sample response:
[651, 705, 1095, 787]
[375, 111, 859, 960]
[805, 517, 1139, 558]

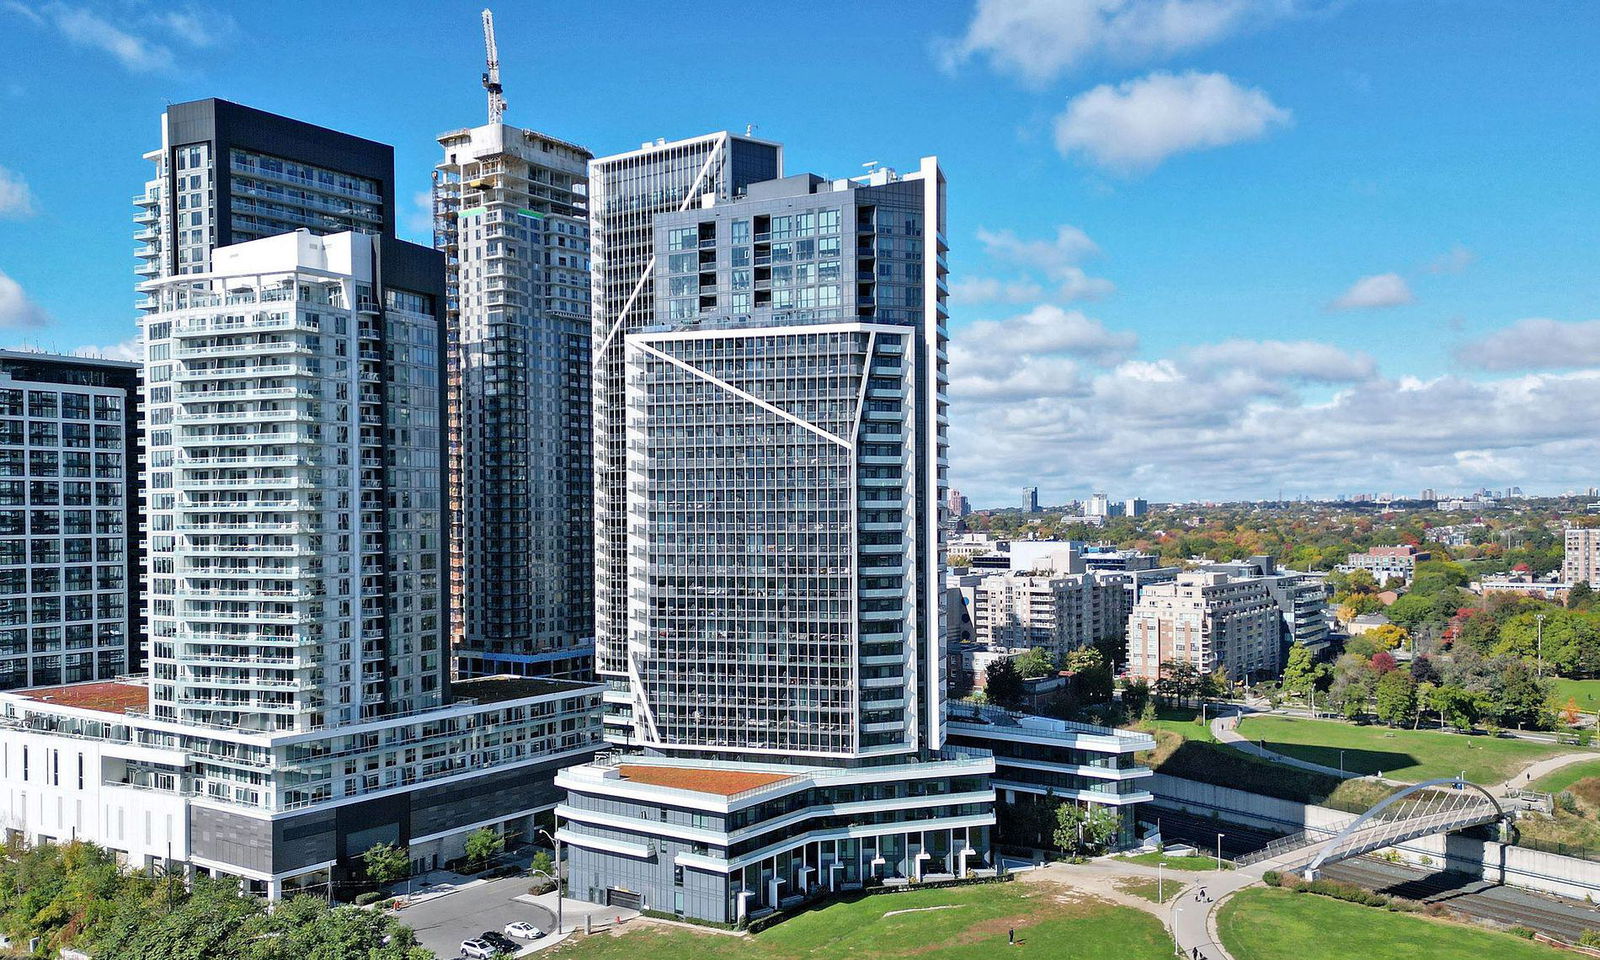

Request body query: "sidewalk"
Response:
[1491, 751, 1600, 795]
[1209, 709, 1354, 780]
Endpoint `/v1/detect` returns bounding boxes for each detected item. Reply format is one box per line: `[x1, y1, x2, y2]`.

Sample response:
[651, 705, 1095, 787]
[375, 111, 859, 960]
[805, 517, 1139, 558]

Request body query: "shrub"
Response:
[1261, 870, 1282, 887]
[354, 891, 385, 906]
[1557, 791, 1581, 815]
[1509, 927, 1536, 940]
[1579, 930, 1600, 948]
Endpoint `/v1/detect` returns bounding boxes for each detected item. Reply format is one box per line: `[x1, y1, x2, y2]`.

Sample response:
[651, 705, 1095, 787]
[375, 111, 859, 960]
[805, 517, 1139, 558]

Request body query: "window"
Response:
[667, 227, 697, 251]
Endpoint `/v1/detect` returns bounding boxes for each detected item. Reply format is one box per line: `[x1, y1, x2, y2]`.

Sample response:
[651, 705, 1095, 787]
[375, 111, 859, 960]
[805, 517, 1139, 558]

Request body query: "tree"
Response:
[362, 841, 410, 888]
[1367, 624, 1411, 653]
[1052, 802, 1121, 857]
[528, 851, 557, 894]
[1014, 647, 1056, 679]
[252, 896, 432, 960]
[1485, 656, 1551, 729]
[463, 828, 504, 870]
[1121, 677, 1151, 718]
[985, 658, 1024, 710]
[1374, 670, 1417, 727]
[1154, 660, 1204, 706]
[1281, 642, 1318, 696]
[1429, 684, 1481, 731]
[1065, 647, 1114, 704]
[1568, 582, 1594, 610]
[1370, 651, 1398, 674]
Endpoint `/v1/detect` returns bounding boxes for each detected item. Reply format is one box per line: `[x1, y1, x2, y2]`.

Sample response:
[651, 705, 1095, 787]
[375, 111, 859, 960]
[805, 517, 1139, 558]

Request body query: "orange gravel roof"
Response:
[18, 681, 147, 715]
[617, 764, 795, 796]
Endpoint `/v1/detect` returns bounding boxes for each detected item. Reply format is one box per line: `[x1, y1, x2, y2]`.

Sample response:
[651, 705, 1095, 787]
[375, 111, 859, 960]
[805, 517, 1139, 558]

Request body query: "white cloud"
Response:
[1455, 318, 1600, 372]
[402, 190, 434, 242]
[40, 2, 174, 73]
[1053, 71, 1291, 173]
[950, 329, 1600, 505]
[1329, 272, 1413, 310]
[74, 337, 141, 362]
[962, 224, 1115, 306]
[0, 270, 49, 329]
[950, 277, 1045, 305]
[5, 3, 235, 74]
[0, 166, 36, 219]
[1183, 338, 1376, 383]
[956, 304, 1138, 369]
[941, 0, 1285, 86]
[1425, 244, 1476, 275]
[151, 7, 235, 48]
[977, 225, 1100, 270]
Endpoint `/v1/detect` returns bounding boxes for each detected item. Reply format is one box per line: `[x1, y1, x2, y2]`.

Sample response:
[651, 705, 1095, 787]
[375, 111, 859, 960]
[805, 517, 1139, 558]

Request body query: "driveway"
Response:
[395, 875, 556, 958]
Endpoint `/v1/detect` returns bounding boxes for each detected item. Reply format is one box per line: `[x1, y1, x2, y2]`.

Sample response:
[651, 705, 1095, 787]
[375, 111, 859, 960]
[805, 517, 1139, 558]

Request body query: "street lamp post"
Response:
[1216, 833, 1225, 871]
[1158, 861, 1166, 903]
[1340, 749, 1346, 777]
[1536, 614, 1547, 680]
[536, 825, 563, 935]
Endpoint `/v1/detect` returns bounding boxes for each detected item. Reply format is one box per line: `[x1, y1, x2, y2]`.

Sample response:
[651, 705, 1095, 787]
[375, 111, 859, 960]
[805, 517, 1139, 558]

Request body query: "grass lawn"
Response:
[1531, 759, 1600, 794]
[1219, 887, 1570, 960]
[1234, 715, 1574, 785]
[1115, 876, 1179, 903]
[1548, 678, 1600, 714]
[552, 883, 1173, 960]
[1121, 851, 1229, 871]
[1139, 706, 1220, 744]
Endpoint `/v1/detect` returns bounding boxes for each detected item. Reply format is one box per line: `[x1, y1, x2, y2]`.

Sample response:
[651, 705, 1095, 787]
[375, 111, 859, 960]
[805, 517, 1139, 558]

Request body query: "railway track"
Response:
[1146, 808, 1600, 942]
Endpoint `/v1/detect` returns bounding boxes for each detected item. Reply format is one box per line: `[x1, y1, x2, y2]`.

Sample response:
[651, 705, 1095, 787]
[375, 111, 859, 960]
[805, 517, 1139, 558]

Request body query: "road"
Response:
[1150, 807, 1600, 942]
[394, 874, 576, 958]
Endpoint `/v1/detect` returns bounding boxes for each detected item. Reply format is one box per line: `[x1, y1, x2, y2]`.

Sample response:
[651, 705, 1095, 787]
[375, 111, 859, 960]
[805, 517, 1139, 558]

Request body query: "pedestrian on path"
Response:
[1009, 928, 1015, 946]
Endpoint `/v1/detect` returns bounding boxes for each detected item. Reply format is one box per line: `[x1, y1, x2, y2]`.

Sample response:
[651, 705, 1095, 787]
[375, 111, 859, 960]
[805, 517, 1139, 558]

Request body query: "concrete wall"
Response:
[1149, 773, 1600, 901]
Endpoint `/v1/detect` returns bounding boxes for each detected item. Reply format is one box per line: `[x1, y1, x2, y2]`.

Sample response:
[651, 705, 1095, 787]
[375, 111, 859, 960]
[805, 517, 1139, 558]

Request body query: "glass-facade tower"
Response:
[594, 144, 950, 762]
[589, 133, 781, 738]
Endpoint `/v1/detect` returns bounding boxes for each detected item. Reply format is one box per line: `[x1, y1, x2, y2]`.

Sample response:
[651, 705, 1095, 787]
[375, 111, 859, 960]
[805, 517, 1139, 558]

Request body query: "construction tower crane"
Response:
[481, 8, 506, 123]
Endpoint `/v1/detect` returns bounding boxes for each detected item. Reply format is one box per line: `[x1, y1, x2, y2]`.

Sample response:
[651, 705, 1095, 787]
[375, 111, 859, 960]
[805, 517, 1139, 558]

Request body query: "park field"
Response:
[1139, 706, 1220, 743]
[1234, 714, 1574, 785]
[1121, 851, 1228, 871]
[550, 882, 1173, 960]
[1531, 758, 1600, 794]
[1549, 678, 1600, 714]
[1219, 887, 1572, 960]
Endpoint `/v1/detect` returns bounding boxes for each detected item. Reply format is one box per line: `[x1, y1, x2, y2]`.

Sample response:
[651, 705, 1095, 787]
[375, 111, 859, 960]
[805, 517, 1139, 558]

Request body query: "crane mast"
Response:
[481, 8, 506, 123]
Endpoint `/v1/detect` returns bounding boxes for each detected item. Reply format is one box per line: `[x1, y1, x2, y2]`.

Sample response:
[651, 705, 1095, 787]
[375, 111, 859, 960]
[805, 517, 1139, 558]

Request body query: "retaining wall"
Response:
[1149, 773, 1600, 901]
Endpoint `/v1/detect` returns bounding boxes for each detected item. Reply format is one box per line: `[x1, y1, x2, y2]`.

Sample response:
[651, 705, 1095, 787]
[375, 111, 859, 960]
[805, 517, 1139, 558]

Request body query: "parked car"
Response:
[481, 930, 520, 953]
[504, 920, 544, 940]
[459, 938, 497, 959]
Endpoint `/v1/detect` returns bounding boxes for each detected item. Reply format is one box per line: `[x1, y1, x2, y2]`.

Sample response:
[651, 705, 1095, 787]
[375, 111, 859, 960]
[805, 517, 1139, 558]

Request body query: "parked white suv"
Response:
[459, 938, 497, 959]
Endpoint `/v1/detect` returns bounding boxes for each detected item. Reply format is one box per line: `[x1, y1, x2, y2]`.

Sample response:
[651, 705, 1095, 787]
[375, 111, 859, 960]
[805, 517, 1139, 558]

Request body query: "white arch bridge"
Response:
[1234, 778, 1510, 879]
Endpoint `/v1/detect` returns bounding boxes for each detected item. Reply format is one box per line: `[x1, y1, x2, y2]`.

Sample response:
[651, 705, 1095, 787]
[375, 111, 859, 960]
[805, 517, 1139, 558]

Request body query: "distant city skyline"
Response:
[1, 1, 1597, 503]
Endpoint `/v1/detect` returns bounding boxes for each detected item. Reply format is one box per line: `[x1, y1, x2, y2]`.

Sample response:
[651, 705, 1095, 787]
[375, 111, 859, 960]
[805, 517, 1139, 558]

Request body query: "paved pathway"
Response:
[1209, 709, 1355, 780]
[1491, 751, 1600, 795]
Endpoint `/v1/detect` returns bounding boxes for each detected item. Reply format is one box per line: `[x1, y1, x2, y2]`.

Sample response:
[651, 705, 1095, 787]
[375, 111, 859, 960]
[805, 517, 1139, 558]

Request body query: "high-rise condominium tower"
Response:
[134, 98, 393, 289]
[0, 102, 601, 899]
[589, 132, 781, 738]
[0, 351, 141, 691]
[139, 230, 448, 731]
[559, 144, 1000, 922]
[434, 120, 595, 680]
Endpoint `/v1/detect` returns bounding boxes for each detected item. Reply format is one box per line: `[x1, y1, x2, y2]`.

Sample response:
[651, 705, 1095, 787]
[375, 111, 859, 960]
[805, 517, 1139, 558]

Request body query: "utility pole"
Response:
[1536, 613, 1546, 679]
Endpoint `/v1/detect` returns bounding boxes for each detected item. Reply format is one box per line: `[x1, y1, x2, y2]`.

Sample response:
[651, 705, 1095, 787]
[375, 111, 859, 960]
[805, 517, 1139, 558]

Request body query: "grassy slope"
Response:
[1235, 715, 1572, 784]
[1219, 887, 1570, 960]
[1549, 678, 1600, 713]
[1531, 760, 1600, 794]
[1121, 851, 1228, 871]
[552, 884, 1173, 960]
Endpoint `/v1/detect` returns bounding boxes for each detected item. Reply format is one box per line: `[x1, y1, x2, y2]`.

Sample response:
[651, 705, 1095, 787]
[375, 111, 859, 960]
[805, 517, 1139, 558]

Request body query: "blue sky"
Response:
[0, 0, 1597, 505]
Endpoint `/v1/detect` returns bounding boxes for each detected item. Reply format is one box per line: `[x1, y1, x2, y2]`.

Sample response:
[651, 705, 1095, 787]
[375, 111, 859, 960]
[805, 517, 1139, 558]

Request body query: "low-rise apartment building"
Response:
[1336, 545, 1430, 586]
